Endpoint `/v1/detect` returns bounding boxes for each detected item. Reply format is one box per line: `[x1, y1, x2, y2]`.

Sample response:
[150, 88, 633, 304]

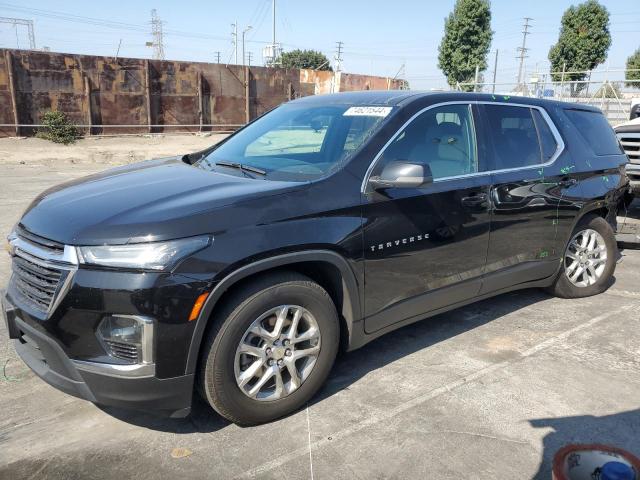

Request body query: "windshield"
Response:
[196, 103, 393, 181]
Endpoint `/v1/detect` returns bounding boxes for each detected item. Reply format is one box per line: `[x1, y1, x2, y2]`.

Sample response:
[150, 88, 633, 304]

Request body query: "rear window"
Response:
[564, 109, 623, 156]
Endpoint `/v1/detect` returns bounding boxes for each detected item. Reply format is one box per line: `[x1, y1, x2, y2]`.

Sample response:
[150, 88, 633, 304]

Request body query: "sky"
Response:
[0, 0, 638, 90]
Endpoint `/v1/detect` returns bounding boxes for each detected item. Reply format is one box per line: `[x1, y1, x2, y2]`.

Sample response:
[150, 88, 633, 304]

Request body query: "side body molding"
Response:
[185, 250, 362, 374]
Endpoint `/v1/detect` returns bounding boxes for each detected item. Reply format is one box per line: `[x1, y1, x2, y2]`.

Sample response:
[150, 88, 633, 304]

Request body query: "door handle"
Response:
[559, 178, 577, 187]
[461, 193, 488, 207]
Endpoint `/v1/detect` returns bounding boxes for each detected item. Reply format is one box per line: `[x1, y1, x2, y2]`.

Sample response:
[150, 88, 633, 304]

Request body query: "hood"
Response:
[20, 157, 301, 245]
[615, 117, 640, 133]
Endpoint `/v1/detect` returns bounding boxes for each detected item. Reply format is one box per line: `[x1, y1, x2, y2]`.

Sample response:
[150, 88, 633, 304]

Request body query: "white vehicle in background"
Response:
[614, 98, 640, 206]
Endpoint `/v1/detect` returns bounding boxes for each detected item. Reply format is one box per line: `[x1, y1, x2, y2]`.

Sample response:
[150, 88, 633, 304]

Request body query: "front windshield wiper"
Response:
[214, 160, 267, 178]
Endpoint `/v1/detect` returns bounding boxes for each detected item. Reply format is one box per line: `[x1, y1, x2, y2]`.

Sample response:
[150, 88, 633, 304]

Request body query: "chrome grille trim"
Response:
[8, 229, 78, 317]
[617, 132, 640, 164]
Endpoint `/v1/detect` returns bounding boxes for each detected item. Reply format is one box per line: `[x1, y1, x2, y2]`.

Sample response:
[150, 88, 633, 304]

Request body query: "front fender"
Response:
[184, 249, 362, 375]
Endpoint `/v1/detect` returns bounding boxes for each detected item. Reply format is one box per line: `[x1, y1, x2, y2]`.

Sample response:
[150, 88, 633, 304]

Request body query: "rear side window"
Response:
[564, 109, 623, 156]
[484, 105, 550, 170]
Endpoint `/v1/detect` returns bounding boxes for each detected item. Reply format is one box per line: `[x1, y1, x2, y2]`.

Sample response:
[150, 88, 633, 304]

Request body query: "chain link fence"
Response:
[456, 68, 640, 126]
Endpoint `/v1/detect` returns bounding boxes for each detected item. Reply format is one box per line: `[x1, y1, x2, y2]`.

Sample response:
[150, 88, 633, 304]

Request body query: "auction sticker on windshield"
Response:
[343, 106, 393, 117]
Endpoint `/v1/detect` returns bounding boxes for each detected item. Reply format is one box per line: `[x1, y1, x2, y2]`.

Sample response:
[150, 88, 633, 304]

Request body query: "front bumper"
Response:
[3, 291, 195, 418]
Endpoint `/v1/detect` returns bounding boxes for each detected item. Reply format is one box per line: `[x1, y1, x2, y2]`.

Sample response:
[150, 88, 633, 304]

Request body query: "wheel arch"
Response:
[184, 250, 362, 375]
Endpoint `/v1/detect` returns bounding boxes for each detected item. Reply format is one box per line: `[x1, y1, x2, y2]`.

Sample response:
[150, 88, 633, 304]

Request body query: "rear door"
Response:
[479, 103, 580, 293]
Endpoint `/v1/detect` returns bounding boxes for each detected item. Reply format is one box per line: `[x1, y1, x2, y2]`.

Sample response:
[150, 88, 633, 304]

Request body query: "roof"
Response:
[290, 90, 420, 106]
[290, 90, 602, 111]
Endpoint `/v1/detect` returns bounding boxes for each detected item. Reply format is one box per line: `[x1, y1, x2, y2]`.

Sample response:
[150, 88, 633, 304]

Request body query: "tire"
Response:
[546, 215, 617, 299]
[198, 271, 339, 425]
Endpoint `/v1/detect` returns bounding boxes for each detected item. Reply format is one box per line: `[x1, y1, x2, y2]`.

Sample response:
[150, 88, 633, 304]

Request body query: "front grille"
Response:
[8, 226, 74, 316]
[619, 134, 640, 164]
[12, 255, 62, 313]
[103, 339, 140, 363]
[15, 225, 65, 254]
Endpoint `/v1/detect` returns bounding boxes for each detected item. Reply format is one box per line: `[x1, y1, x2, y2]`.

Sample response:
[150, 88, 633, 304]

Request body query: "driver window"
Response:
[379, 103, 478, 180]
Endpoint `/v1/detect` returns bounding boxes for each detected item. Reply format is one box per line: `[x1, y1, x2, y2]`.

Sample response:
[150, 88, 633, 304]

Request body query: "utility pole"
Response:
[231, 22, 238, 65]
[149, 9, 165, 60]
[246, 52, 253, 67]
[492, 49, 499, 93]
[516, 17, 532, 88]
[335, 41, 344, 73]
[214, 51, 221, 63]
[272, 0, 276, 49]
[242, 26, 252, 73]
[0, 17, 36, 49]
[114, 38, 122, 62]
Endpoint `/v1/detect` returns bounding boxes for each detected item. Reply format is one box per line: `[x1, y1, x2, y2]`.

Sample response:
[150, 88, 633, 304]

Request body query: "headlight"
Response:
[78, 235, 211, 271]
[5, 225, 18, 256]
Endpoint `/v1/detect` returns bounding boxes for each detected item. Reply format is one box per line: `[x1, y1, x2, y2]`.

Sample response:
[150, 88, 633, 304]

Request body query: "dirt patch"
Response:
[0, 134, 227, 167]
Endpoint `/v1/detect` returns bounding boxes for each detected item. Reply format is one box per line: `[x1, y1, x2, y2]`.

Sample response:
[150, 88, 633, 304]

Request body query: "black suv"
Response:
[2, 92, 628, 425]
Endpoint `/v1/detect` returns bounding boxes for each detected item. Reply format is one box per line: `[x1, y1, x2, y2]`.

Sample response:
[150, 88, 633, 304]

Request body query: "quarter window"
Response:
[378, 104, 479, 180]
[532, 109, 559, 161]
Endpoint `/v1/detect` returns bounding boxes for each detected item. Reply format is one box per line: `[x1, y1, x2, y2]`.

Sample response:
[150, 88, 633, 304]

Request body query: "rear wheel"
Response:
[546, 215, 617, 298]
[198, 272, 339, 425]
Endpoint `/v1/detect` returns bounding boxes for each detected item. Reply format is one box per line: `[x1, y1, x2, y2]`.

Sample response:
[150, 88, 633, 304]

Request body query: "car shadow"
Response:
[98, 393, 231, 433]
[98, 282, 619, 435]
[98, 288, 553, 433]
[313, 288, 552, 405]
[529, 409, 640, 479]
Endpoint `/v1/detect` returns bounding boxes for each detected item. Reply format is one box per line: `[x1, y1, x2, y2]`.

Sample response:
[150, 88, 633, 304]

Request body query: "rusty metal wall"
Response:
[0, 49, 405, 137]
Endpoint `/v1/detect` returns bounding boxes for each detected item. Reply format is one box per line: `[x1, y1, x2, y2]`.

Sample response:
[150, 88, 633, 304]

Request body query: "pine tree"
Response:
[548, 0, 611, 96]
[438, 0, 492, 91]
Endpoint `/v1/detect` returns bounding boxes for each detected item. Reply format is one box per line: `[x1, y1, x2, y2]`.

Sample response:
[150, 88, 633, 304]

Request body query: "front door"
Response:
[362, 103, 491, 334]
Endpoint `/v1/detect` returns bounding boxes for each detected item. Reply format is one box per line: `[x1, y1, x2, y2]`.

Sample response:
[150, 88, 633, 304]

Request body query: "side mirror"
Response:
[369, 160, 433, 190]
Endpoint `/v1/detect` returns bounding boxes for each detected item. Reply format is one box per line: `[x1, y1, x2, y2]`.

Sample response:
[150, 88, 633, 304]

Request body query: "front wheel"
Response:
[546, 215, 617, 298]
[198, 272, 339, 425]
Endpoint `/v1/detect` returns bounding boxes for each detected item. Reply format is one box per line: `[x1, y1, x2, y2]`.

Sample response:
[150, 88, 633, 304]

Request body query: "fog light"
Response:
[97, 315, 154, 365]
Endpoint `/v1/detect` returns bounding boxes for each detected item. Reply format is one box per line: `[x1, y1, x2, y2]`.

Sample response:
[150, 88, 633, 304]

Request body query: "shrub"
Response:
[36, 110, 79, 144]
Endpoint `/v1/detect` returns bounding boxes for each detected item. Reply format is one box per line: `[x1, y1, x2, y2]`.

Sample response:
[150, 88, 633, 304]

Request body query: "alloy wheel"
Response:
[234, 305, 321, 401]
[564, 228, 607, 287]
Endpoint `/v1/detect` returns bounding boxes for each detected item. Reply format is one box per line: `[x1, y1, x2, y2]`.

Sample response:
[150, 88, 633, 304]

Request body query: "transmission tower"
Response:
[335, 41, 344, 73]
[516, 17, 532, 87]
[149, 9, 165, 60]
[0, 17, 36, 49]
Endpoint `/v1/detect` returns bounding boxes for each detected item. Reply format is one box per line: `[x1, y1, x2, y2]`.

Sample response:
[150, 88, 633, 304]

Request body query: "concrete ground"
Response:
[0, 138, 639, 479]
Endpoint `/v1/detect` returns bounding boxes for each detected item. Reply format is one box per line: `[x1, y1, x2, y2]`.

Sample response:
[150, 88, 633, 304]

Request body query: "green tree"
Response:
[548, 0, 611, 96]
[278, 49, 332, 71]
[626, 48, 640, 88]
[438, 0, 492, 91]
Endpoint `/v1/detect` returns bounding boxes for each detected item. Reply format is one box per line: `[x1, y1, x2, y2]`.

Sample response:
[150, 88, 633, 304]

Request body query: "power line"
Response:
[516, 17, 532, 86]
